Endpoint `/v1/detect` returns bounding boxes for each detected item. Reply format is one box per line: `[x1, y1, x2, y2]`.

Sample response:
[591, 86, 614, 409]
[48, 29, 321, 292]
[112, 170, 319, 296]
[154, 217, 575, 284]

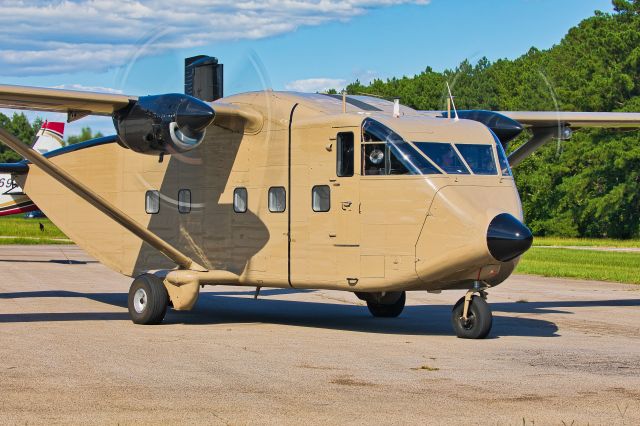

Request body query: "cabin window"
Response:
[178, 189, 191, 214]
[233, 187, 248, 213]
[312, 185, 330, 212]
[455, 144, 497, 175]
[336, 132, 354, 177]
[268, 187, 286, 213]
[414, 142, 470, 174]
[145, 190, 160, 214]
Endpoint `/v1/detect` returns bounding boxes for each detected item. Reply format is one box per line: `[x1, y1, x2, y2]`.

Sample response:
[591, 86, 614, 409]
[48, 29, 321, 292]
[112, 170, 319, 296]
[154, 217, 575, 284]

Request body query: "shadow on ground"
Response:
[2, 289, 638, 337]
[14, 289, 640, 338]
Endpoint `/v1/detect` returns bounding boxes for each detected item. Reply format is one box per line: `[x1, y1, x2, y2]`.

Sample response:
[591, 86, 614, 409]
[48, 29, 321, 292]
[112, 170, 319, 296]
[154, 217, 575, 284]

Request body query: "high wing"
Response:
[499, 111, 640, 129]
[499, 111, 640, 167]
[0, 84, 135, 121]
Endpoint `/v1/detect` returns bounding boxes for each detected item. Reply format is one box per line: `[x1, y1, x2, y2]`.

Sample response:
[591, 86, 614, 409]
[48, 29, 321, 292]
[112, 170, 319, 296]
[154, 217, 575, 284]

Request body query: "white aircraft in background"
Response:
[0, 121, 65, 216]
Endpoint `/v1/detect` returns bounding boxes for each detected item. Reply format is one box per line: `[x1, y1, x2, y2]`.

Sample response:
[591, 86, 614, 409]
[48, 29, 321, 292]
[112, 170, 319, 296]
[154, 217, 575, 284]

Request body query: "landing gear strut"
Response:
[127, 274, 169, 325]
[451, 282, 492, 339]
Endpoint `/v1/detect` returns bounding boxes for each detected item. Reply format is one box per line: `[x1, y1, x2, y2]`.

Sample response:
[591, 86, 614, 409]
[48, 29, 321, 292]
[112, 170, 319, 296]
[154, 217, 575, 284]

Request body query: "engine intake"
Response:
[113, 94, 215, 155]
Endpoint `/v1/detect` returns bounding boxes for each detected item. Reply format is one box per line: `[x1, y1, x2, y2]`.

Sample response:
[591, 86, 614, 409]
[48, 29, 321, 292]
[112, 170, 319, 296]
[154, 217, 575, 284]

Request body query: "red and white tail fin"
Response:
[32, 121, 65, 154]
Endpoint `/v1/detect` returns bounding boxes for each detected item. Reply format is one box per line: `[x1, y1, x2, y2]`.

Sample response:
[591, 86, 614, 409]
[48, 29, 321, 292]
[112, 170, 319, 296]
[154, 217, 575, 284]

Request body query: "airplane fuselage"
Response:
[16, 91, 526, 294]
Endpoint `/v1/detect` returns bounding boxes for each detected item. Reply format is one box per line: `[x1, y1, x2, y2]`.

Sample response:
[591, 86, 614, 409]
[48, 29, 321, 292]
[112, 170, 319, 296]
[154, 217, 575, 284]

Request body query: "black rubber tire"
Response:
[451, 295, 492, 339]
[366, 291, 406, 318]
[127, 274, 169, 325]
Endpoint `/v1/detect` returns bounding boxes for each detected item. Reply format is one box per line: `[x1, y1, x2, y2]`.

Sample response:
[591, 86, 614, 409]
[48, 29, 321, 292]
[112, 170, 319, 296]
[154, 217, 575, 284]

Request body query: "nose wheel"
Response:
[451, 286, 492, 339]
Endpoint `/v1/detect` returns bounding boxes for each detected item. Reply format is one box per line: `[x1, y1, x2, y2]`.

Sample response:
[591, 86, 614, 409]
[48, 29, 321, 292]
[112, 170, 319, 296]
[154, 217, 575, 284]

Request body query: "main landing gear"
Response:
[356, 291, 406, 318]
[127, 274, 169, 325]
[451, 282, 493, 339]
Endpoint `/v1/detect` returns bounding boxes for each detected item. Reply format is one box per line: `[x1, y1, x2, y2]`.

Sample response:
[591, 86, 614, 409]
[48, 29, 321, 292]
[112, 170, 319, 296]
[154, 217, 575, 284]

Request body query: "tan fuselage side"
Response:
[19, 91, 522, 293]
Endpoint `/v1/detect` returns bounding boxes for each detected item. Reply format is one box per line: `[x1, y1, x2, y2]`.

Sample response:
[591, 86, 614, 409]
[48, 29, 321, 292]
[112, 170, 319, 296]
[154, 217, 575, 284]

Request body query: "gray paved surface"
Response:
[0, 245, 639, 425]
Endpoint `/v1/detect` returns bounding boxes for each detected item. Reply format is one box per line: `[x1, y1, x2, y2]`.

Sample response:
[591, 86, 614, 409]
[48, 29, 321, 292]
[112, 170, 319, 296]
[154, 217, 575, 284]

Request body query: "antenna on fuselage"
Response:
[342, 90, 347, 114]
[446, 82, 459, 121]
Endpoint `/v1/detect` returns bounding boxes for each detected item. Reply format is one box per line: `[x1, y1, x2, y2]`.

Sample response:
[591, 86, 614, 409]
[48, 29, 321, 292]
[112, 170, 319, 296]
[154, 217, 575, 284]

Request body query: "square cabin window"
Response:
[178, 189, 191, 214]
[145, 190, 160, 214]
[268, 187, 286, 213]
[234, 187, 248, 213]
[312, 185, 330, 212]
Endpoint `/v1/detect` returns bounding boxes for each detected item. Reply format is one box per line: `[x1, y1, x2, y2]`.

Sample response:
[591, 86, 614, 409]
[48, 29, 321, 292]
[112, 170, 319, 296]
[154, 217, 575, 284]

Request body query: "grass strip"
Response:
[516, 247, 640, 285]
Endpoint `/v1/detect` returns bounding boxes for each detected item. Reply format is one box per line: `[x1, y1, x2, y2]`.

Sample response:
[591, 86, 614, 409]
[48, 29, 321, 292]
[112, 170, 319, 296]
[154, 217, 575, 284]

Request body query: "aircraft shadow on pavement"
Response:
[0, 258, 97, 264]
[13, 289, 640, 338]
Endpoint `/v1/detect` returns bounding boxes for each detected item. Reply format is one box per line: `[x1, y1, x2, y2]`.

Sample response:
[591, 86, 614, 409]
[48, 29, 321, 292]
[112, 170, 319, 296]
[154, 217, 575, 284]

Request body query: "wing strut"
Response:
[507, 127, 557, 168]
[0, 127, 206, 272]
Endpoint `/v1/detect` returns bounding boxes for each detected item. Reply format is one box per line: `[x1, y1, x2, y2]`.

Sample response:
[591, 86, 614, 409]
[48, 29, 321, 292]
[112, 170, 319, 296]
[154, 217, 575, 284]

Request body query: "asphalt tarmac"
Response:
[0, 245, 638, 425]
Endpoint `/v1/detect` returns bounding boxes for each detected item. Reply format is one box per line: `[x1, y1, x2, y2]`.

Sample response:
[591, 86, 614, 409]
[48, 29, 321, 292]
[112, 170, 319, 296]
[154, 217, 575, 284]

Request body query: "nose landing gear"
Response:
[451, 282, 492, 339]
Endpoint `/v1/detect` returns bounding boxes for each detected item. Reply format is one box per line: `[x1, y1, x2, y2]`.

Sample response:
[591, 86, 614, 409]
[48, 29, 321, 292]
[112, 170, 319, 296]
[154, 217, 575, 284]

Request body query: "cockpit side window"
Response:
[414, 142, 470, 174]
[361, 118, 441, 176]
[489, 129, 513, 176]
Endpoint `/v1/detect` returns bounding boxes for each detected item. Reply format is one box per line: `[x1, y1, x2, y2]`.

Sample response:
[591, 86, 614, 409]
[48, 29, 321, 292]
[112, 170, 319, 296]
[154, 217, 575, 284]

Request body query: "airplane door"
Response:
[289, 127, 360, 288]
[332, 131, 360, 285]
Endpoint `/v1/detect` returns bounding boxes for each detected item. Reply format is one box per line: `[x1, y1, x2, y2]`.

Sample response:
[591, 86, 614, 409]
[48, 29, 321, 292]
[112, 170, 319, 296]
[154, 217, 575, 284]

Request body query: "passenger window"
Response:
[312, 185, 330, 212]
[233, 187, 247, 213]
[268, 187, 286, 213]
[145, 190, 160, 214]
[178, 189, 191, 214]
[336, 132, 354, 177]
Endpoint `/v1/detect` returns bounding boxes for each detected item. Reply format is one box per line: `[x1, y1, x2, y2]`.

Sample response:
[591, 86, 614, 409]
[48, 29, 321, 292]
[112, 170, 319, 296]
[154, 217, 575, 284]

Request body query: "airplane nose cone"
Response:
[487, 213, 533, 262]
[176, 98, 215, 136]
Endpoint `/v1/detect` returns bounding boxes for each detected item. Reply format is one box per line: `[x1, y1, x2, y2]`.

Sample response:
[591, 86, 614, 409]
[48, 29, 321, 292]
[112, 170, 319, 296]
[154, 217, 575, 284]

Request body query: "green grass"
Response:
[0, 216, 70, 244]
[533, 236, 640, 248]
[516, 247, 640, 285]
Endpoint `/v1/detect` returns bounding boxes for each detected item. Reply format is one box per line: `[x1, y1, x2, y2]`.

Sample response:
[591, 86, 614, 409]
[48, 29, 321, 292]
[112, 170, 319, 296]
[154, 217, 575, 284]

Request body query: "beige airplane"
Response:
[0, 57, 639, 338]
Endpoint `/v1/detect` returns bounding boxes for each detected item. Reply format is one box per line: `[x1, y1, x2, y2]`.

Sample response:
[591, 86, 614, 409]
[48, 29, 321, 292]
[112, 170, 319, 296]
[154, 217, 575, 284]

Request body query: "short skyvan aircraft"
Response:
[0, 121, 65, 216]
[0, 56, 639, 338]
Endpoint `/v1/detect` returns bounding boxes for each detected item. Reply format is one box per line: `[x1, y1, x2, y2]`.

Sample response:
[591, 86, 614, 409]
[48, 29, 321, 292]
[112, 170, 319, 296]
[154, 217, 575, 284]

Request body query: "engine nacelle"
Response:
[113, 94, 215, 155]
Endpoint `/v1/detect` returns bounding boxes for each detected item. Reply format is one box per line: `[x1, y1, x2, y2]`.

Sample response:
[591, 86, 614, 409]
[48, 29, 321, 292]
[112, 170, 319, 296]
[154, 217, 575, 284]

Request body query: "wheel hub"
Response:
[133, 288, 148, 314]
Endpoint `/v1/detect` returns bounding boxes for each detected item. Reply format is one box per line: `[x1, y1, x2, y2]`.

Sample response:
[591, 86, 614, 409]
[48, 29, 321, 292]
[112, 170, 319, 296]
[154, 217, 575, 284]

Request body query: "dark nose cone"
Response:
[487, 213, 533, 262]
[176, 97, 215, 136]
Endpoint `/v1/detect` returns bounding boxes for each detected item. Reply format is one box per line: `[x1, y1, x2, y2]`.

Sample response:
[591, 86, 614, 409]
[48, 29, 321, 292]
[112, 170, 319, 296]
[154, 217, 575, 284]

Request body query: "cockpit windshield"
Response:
[361, 119, 441, 176]
[360, 118, 510, 177]
[413, 142, 470, 175]
[455, 144, 497, 175]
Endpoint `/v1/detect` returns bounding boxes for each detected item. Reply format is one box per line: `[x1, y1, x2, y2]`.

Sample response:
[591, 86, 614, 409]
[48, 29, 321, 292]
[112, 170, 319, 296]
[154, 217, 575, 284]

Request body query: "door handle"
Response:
[341, 201, 352, 210]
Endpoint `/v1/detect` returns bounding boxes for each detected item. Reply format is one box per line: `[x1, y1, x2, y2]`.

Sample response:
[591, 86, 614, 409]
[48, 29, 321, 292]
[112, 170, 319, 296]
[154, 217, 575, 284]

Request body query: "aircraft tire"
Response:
[128, 274, 169, 325]
[366, 291, 406, 318]
[451, 295, 492, 339]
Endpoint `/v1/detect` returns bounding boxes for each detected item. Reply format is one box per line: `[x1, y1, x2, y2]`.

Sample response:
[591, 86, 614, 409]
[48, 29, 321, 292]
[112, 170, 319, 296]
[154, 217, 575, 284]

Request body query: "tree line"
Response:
[345, 0, 640, 238]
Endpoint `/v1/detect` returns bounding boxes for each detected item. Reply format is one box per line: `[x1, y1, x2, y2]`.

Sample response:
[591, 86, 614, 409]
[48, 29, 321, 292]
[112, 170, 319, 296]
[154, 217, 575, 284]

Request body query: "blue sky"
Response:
[0, 0, 613, 137]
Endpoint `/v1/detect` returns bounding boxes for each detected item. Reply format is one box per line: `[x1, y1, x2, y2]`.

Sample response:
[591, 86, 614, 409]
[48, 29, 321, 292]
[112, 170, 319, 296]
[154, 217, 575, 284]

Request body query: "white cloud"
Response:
[0, 0, 429, 76]
[285, 78, 347, 93]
